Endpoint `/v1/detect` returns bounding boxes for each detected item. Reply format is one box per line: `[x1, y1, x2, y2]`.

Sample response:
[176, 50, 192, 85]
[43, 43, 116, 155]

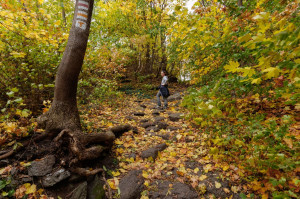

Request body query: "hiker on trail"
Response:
[156, 70, 170, 109]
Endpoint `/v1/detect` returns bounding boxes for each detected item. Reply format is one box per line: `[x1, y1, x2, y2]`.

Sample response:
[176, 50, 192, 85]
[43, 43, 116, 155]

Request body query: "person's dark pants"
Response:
[157, 91, 168, 108]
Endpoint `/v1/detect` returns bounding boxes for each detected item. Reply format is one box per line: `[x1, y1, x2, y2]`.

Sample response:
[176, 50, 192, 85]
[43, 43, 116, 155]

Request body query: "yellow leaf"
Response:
[54, 20, 61, 26]
[107, 179, 116, 189]
[194, 168, 199, 174]
[262, 193, 268, 199]
[142, 171, 149, 178]
[231, 186, 238, 193]
[215, 181, 222, 189]
[10, 51, 26, 58]
[144, 181, 149, 187]
[20, 162, 31, 167]
[262, 67, 280, 79]
[251, 78, 262, 84]
[170, 152, 177, 157]
[107, 122, 113, 127]
[24, 183, 36, 194]
[240, 67, 256, 77]
[234, 139, 244, 147]
[222, 165, 229, 171]
[119, 169, 126, 173]
[224, 188, 230, 193]
[111, 171, 120, 177]
[199, 175, 207, 181]
[209, 147, 219, 154]
[115, 140, 123, 145]
[176, 134, 182, 140]
[238, 34, 251, 43]
[224, 61, 239, 73]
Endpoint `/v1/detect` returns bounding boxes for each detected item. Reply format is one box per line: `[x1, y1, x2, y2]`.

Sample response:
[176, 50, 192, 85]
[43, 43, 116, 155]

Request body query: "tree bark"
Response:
[238, 0, 243, 7]
[1, 0, 133, 170]
[38, 0, 94, 133]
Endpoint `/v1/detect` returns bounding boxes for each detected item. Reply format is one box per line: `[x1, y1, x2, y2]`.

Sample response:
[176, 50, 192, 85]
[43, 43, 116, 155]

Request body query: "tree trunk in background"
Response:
[238, 0, 243, 7]
[159, 33, 167, 75]
[145, 43, 151, 73]
[200, 0, 206, 7]
[38, 0, 94, 133]
[60, 0, 67, 26]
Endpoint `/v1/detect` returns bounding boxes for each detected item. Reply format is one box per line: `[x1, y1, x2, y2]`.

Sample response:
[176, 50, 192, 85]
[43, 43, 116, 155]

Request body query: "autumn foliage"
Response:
[0, 0, 299, 198]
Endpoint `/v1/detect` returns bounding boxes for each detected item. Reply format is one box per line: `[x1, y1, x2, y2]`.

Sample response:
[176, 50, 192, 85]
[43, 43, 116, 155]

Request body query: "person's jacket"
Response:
[160, 85, 170, 98]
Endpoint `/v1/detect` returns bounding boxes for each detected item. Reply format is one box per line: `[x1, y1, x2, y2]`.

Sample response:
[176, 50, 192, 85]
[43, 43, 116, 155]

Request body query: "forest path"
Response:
[105, 89, 244, 199]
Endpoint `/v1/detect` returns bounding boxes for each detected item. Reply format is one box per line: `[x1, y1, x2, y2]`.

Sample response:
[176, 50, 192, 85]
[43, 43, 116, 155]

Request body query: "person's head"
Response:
[161, 70, 167, 77]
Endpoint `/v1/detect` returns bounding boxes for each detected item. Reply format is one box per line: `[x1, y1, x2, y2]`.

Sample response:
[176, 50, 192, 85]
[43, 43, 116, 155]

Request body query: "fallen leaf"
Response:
[199, 175, 207, 181]
[24, 183, 36, 194]
[111, 171, 120, 177]
[215, 181, 222, 189]
[231, 186, 238, 193]
[224, 188, 230, 193]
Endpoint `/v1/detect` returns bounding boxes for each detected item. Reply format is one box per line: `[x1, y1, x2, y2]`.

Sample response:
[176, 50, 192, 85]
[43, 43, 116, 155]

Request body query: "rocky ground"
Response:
[0, 89, 247, 199]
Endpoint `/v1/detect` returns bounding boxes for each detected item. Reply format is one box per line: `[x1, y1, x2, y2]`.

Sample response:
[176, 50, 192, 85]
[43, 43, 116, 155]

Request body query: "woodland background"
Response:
[0, 0, 299, 198]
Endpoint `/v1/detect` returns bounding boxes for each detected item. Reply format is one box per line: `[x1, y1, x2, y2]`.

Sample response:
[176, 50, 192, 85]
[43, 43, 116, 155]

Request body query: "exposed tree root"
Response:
[0, 122, 132, 179]
[70, 167, 103, 176]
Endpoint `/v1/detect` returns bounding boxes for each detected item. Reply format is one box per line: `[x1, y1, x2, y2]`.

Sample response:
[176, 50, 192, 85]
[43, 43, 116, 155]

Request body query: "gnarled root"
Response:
[52, 124, 132, 171]
[70, 167, 103, 176]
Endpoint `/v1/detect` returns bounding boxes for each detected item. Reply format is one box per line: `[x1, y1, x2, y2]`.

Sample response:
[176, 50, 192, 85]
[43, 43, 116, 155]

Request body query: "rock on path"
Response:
[141, 143, 167, 160]
[28, 155, 55, 177]
[119, 170, 145, 199]
[149, 181, 198, 199]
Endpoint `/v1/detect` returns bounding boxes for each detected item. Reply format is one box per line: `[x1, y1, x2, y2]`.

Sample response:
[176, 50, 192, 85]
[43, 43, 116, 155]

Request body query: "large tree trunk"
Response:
[38, 0, 94, 133]
[27, 0, 132, 173]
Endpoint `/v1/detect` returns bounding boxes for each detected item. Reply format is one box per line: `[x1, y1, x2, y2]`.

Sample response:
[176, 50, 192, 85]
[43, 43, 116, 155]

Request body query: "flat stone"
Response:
[133, 112, 145, 116]
[169, 113, 184, 121]
[71, 182, 87, 199]
[168, 93, 182, 102]
[152, 110, 160, 115]
[141, 143, 167, 160]
[140, 104, 147, 108]
[42, 168, 71, 187]
[153, 116, 165, 122]
[132, 127, 139, 134]
[126, 153, 137, 160]
[21, 175, 33, 183]
[149, 181, 198, 199]
[125, 116, 136, 121]
[28, 155, 55, 177]
[158, 133, 170, 140]
[119, 170, 144, 199]
[146, 126, 159, 132]
[157, 122, 168, 130]
[141, 122, 154, 128]
[167, 126, 182, 131]
[140, 119, 149, 123]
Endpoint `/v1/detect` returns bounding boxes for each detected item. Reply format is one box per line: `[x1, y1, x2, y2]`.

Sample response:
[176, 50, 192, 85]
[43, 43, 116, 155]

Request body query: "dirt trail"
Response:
[111, 90, 243, 199]
[0, 88, 245, 199]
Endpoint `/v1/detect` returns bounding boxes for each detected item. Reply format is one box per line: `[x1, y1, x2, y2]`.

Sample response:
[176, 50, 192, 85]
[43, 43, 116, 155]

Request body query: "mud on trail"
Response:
[0, 86, 246, 199]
